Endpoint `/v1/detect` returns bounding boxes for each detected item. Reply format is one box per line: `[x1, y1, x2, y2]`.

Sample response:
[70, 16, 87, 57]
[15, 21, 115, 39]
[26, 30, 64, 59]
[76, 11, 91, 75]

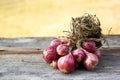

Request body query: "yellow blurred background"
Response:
[0, 0, 120, 37]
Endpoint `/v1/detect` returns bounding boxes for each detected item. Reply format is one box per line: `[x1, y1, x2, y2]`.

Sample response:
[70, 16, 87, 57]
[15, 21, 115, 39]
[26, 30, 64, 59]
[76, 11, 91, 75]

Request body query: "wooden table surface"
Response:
[0, 35, 120, 80]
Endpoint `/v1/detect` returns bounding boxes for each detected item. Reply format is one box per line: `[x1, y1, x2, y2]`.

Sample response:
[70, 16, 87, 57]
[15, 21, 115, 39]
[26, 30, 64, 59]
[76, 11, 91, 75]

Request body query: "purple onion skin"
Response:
[57, 53, 75, 74]
[49, 39, 63, 47]
[72, 48, 86, 62]
[84, 51, 99, 70]
[94, 50, 101, 59]
[82, 40, 96, 53]
[42, 46, 58, 64]
[57, 44, 69, 56]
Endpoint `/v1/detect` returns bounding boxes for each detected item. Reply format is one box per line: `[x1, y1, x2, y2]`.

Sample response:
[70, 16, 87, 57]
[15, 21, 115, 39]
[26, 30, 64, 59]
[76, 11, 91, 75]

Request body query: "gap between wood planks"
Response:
[0, 47, 120, 56]
[0, 48, 42, 54]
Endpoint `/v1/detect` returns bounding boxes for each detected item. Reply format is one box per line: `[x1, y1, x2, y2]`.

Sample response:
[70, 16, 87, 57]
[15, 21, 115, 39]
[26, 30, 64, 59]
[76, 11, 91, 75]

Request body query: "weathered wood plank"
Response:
[0, 37, 53, 49]
[100, 47, 120, 56]
[0, 35, 119, 48]
[0, 48, 42, 54]
[0, 47, 120, 56]
[0, 35, 119, 80]
[0, 54, 120, 80]
[0, 47, 119, 80]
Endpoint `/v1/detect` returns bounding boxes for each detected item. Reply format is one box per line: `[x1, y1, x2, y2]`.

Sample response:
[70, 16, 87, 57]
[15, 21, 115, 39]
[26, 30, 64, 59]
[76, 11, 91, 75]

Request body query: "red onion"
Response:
[57, 53, 75, 73]
[49, 39, 63, 47]
[82, 40, 96, 53]
[50, 60, 58, 69]
[57, 44, 69, 56]
[84, 51, 99, 70]
[72, 48, 86, 62]
[94, 50, 101, 59]
[42, 46, 58, 64]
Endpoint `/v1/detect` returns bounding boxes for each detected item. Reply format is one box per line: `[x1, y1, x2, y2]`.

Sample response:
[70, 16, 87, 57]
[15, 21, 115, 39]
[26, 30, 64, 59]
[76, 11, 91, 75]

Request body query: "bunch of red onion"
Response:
[41, 39, 101, 74]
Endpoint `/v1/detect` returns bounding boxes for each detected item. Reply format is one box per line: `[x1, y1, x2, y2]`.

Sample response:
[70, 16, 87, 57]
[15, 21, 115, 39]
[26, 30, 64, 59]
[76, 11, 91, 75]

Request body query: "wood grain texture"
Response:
[0, 47, 120, 56]
[0, 35, 119, 48]
[0, 48, 42, 54]
[0, 54, 120, 80]
[0, 35, 120, 80]
[0, 47, 119, 80]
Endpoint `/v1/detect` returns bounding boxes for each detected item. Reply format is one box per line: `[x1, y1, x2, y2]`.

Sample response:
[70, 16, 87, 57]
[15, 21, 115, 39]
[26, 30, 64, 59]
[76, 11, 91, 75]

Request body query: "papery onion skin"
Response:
[50, 60, 58, 69]
[49, 39, 63, 47]
[84, 51, 99, 70]
[57, 53, 75, 74]
[57, 44, 69, 56]
[72, 48, 86, 62]
[42, 46, 58, 64]
[82, 40, 96, 53]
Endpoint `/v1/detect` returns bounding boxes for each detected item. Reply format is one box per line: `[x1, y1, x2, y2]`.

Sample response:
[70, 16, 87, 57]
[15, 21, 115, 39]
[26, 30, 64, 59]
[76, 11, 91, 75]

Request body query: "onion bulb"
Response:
[49, 39, 63, 47]
[42, 46, 58, 64]
[50, 60, 58, 69]
[57, 53, 75, 73]
[57, 44, 69, 56]
[84, 51, 99, 70]
[72, 48, 86, 62]
[94, 50, 101, 59]
[82, 40, 96, 53]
